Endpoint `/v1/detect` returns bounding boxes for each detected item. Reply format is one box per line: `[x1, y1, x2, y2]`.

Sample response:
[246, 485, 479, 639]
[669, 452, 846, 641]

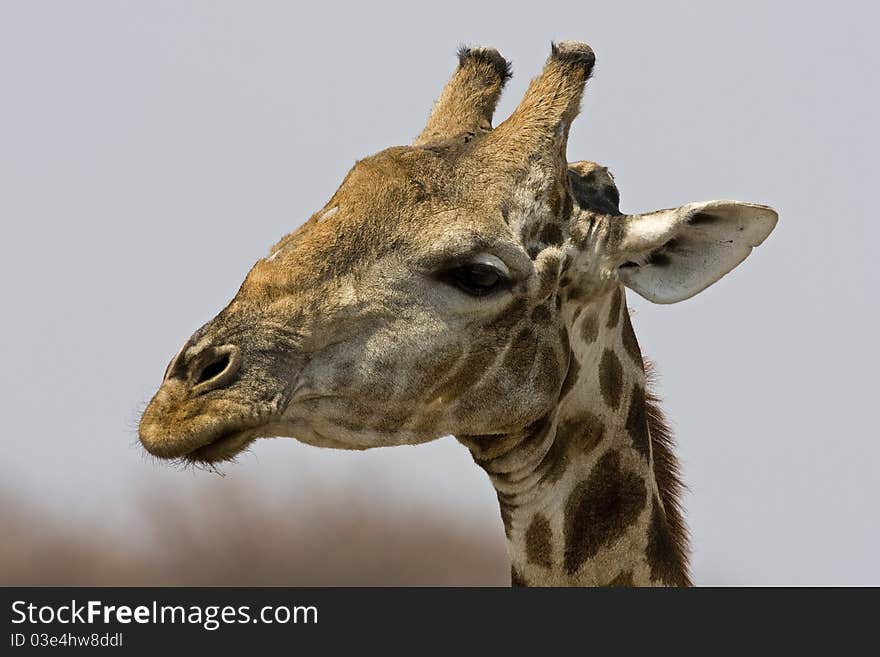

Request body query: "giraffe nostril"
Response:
[189, 345, 241, 393]
[195, 353, 231, 385]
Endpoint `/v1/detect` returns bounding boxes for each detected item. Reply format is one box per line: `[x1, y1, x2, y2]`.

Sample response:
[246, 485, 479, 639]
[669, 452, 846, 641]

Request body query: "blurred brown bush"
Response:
[0, 485, 510, 586]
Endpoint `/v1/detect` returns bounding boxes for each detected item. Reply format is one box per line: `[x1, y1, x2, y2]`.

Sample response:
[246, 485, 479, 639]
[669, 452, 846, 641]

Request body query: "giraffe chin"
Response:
[183, 427, 259, 464]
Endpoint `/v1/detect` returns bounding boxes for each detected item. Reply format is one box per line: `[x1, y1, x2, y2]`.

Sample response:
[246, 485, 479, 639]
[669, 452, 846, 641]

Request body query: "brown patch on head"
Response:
[580, 313, 599, 343]
[646, 501, 689, 586]
[620, 309, 643, 367]
[598, 349, 623, 409]
[565, 283, 589, 303]
[530, 303, 552, 325]
[625, 384, 650, 458]
[563, 450, 647, 574]
[412, 342, 466, 394]
[511, 565, 527, 587]
[533, 343, 564, 401]
[487, 299, 528, 332]
[431, 345, 495, 403]
[367, 358, 397, 397]
[525, 514, 553, 569]
[500, 326, 538, 376]
[606, 287, 622, 329]
[538, 222, 563, 246]
[331, 360, 356, 389]
[606, 570, 634, 587]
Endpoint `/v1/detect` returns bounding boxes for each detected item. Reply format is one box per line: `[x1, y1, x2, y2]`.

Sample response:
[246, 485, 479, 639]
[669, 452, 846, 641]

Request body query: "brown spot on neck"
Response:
[511, 565, 527, 587]
[607, 570, 635, 587]
[620, 307, 643, 367]
[606, 287, 623, 329]
[525, 514, 553, 569]
[625, 383, 650, 458]
[563, 450, 647, 575]
[535, 409, 607, 486]
[599, 349, 624, 409]
[557, 411, 605, 455]
[580, 313, 599, 343]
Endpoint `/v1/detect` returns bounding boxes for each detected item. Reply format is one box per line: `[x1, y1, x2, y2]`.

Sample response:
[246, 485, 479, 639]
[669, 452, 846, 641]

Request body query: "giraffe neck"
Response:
[459, 287, 689, 586]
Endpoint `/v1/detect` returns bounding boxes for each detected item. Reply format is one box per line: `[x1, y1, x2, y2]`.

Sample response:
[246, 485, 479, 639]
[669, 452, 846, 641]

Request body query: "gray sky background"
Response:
[1, 1, 876, 584]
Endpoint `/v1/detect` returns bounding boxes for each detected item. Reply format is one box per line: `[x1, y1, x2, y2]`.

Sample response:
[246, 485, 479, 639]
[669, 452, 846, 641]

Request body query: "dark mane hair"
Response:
[645, 360, 692, 586]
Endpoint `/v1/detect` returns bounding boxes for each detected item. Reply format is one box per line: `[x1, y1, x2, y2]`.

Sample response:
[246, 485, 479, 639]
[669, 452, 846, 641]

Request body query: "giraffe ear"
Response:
[610, 200, 778, 304]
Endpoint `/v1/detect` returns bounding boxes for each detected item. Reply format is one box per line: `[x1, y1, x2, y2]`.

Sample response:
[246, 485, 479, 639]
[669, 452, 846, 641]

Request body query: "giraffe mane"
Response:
[644, 359, 692, 586]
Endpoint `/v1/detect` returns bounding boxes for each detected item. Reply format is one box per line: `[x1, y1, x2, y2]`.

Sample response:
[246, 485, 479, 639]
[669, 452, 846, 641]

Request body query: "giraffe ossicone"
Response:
[139, 41, 777, 586]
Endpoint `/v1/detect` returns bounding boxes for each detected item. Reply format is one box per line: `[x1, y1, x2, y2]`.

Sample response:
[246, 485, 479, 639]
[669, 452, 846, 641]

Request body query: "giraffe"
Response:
[139, 42, 777, 586]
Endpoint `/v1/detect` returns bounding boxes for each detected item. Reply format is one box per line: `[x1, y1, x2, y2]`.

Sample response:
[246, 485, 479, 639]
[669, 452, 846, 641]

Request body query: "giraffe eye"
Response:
[447, 262, 507, 296]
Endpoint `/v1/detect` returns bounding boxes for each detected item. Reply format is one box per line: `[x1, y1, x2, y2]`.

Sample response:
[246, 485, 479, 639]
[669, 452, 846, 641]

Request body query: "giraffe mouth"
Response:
[183, 425, 259, 464]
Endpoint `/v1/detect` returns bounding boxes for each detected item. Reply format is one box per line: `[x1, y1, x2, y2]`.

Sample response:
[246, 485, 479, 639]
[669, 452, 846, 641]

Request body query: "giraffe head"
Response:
[139, 42, 776, 465]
